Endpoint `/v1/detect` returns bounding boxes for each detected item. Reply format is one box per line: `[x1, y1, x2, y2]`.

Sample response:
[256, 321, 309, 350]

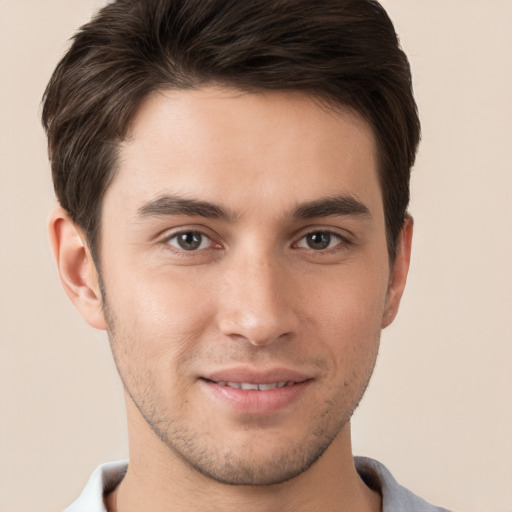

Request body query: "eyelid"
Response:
[160, 225, 223, 252]
[294, 231, 344, 250]
[167, 231, 213, 251]
[292, 226, 354, 244]
[155, 224, 354, 259]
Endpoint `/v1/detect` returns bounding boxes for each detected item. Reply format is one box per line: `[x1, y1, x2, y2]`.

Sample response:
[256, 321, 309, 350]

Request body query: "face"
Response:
[95, 87, 405, 485]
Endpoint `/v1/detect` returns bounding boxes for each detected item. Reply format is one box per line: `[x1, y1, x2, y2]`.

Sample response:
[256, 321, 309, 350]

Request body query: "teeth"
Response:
[258, 383, 278, 391]
[222, 381, 293, 391]
[240, 383, 259, 390]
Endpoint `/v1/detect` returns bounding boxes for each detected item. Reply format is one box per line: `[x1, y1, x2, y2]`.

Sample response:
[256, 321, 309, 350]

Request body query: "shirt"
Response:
[63, 456, 452, 511]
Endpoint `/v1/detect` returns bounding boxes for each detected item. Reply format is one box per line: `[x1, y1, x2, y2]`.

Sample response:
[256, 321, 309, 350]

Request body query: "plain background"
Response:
[1, 1, 511, 511]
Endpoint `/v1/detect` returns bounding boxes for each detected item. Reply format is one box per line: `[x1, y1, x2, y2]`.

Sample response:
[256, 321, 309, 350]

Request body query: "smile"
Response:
[209, 381, 295, 391]
[200, 375, 312, 415]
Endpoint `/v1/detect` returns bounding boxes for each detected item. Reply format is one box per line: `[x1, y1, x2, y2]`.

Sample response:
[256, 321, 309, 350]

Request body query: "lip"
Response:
[199, 367, 313, 415]
[202, 367, 311, 385]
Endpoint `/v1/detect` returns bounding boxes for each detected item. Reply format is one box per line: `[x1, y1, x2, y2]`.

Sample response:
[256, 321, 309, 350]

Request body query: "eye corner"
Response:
[294, 230, 346, 251]
[290, 227, 359, 264]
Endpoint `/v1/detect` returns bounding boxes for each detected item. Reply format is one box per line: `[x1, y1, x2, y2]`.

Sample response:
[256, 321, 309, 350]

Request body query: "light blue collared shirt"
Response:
[63, 456, 452, 512]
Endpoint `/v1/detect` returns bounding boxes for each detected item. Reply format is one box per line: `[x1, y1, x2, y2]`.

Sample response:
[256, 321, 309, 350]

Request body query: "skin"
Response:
[49, 87, 412, 512]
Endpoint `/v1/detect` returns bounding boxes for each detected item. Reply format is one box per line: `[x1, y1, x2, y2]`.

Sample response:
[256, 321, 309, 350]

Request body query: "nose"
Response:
[216, 251, 299, 346]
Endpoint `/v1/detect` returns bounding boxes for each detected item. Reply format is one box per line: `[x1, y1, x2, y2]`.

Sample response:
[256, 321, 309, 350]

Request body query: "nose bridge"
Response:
[217, 246, 297, 345]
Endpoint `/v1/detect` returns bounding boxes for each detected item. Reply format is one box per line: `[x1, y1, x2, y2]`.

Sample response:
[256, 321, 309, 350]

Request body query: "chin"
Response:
[163, 425, 339, 486]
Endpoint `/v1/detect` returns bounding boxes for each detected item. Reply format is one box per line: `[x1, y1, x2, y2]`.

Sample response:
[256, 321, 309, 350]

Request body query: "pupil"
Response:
[307, 232, 330, 250]
[178, 232, 202, 250]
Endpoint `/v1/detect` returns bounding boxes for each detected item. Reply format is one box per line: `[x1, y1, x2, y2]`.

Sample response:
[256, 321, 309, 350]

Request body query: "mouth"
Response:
[201, 379, 300, 391]
[199, 369, 313, 414]
[201, 367, 312, 385]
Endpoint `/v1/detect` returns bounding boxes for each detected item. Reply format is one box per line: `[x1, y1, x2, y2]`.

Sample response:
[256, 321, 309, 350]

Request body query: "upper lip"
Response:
[201, 367, 312, 384]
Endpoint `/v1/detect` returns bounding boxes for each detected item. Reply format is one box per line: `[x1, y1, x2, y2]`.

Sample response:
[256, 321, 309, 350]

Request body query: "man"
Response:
[42, 0, 449, 510]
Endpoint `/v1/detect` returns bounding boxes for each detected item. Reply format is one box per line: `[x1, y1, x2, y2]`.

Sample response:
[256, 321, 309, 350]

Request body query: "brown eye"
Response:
[297, 231, 342, 250]
[168, 231, 210, 251]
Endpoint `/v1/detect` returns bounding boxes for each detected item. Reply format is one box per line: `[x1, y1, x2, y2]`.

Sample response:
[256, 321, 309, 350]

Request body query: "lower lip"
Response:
[200, 379, 311, 415]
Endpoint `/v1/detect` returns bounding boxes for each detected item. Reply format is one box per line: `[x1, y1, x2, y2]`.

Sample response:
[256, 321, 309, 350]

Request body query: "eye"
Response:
[167, 231, 213, 251]
[296, 231, 343, 251]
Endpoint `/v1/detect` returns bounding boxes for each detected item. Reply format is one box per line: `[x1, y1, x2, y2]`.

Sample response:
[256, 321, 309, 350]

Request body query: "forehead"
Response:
[106, 86, 381, 221]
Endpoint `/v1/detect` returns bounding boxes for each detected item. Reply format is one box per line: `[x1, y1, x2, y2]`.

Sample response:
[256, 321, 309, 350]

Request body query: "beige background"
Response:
[1, 1, 511, 511]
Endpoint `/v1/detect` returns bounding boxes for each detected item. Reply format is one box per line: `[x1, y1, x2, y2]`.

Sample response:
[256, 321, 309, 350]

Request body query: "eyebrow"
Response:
[137, 194, 371, 222]
[292, 195, 371, 220]
[137, 195, 237, 221]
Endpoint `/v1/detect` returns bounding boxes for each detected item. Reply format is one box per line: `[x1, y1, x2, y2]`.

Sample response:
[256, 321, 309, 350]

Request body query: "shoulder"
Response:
[355, 456, 453, 512]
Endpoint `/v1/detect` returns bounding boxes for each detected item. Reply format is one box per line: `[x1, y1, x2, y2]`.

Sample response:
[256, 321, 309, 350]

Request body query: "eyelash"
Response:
[166, 230, 219, 253]
[162, 228, 352, 257]
[293, 231, 347, 252]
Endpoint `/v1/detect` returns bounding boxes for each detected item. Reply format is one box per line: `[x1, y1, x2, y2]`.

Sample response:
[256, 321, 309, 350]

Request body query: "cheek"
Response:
[305, 263, 389, 361]
[104, 266, 215, 374]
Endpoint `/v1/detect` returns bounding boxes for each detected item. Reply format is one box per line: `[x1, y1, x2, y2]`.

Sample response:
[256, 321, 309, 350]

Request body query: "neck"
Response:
[108, 404, 381, 512]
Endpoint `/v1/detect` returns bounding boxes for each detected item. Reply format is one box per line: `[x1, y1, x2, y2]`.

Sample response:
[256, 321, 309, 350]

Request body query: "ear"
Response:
[48, 207, 107, 330]
[382, 216, 413, 328]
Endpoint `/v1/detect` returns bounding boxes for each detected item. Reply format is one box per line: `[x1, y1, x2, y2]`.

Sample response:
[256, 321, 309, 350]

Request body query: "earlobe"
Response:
[48, 207, 107, 330]
[382, 216, 413, 329]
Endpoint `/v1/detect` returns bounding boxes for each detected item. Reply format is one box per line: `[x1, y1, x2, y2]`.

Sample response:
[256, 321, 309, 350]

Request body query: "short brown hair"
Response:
[42, 0, 420, 261]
